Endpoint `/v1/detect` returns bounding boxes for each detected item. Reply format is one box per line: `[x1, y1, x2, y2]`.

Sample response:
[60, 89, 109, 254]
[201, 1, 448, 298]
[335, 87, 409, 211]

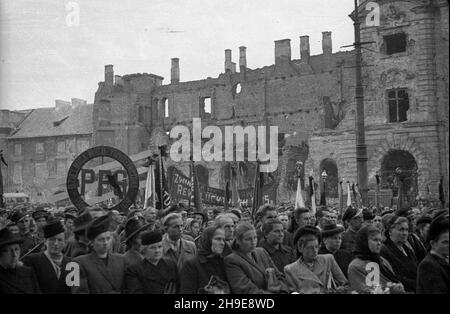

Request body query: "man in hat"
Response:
[415, 215, 432, 246]
[10, 210, 41, 256]
[340, 206, 363, 253]
[72, 214, 126, 293]
[122, 216, 152, 267]
[161, 213, 196, 270]
[22, 220, 72, 293]
[0, 228, 41, 294]
[319, 222, 353, 277]
[125, 230, 179, 293]
[64, 212, 92, 258]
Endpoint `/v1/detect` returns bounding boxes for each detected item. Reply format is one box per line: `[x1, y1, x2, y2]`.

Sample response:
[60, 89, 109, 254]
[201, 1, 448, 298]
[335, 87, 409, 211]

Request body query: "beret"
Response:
[293, 225, 321, 245]
[141, 230, 163, 245]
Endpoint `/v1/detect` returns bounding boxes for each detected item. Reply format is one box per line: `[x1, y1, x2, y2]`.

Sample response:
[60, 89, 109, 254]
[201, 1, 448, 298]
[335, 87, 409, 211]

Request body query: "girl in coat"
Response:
[347, 225, 404, 294]
[179, 225, 230, 294]
[224, 222, 288, 294]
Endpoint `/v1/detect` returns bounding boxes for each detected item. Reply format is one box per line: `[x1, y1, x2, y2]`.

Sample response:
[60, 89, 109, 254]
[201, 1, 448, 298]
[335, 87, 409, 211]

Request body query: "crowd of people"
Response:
[0, 200, 448, 294]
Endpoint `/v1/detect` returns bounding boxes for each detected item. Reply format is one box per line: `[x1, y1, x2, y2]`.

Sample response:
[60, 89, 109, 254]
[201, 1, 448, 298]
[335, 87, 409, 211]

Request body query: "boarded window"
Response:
[384, 33, 407, 55]
[388, 89, 409, 122]
[138, 106, 145, 123]
[36, 142, 44, 154]
[56, 159, 66, 178]
[13, 163, 22, 185]
[35, 162, 48, 184]
[14, 143, 22, 156]
[163, 99, 169, 118]
[57, 141, 66, 154]
[200, 97, 212, 119]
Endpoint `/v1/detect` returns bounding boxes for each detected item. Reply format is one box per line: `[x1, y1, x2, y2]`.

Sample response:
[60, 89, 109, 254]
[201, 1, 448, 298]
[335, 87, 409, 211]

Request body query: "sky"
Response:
[0, 0, 355, 111]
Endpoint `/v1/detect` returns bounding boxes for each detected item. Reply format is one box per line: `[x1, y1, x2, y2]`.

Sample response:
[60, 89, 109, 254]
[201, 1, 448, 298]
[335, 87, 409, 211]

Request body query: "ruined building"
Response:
[91, 0, 448, 206]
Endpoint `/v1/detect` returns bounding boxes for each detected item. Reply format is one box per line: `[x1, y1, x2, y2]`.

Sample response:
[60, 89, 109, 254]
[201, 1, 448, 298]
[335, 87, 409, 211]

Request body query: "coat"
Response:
[22, 252, 72, 294]
[224, 247, 287, 294]
[123, 248, 143, 268]
[260, 240, 296, 273]
[162, 236, 197, 270]
[341, 228, 358, 253]
[319, 246, 353, 277]
[284, 254, 348, 293]
[72, 252, 126, 294]
[407, 233, 427, 263]
[380, 239, 418, 292]
[417, 252, 449, 294]
[64, 239, 90, 258]
[125, 257, 179, 294]
[0, 265, 41, 294]
[348, 257, 398, 294]
[179, 254, 228, 294]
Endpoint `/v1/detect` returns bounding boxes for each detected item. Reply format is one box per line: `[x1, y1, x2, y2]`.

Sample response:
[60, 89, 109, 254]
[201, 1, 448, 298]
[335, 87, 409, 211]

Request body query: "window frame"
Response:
[387, 88, 409, 123]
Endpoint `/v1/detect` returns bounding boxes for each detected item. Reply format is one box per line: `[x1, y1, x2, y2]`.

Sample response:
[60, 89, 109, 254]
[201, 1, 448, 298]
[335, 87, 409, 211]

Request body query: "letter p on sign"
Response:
[65, 262, 80, 287]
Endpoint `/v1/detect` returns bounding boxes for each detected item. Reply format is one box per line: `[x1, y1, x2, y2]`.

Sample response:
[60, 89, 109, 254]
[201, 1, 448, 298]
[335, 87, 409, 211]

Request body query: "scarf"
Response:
[353, 226, 399, 284]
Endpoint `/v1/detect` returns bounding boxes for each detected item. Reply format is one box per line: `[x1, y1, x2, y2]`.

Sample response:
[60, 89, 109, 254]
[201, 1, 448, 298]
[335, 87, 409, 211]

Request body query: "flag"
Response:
[295, 175, 305, 208]
[320, 179, 326, 207]
[338, 180, 343, 212]
[347, 181, 352, 206]
[155, 146, 171, 211]
[439, 176, 445, 208]
[309, 176, 316, 215]
[191, 159, 203, 213]
[230, 163, 240, 207]
[352, 183, 358, 207]
[355, 184, 362, 208]
[224, 181, 230, 211]
[144, 159, 156, 208]
[251, 160, 264, 220]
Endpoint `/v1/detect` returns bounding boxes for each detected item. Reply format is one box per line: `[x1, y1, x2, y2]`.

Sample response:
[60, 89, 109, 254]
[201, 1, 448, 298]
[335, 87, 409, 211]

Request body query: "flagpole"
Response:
[158, 146, 164, 211]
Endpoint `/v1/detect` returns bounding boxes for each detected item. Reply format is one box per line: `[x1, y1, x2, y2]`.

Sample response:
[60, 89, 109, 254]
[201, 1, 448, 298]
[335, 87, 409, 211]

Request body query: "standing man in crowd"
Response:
[161, 213, 196, 270]
[215, 213, 236, 257]
[65, 211, 93, 258]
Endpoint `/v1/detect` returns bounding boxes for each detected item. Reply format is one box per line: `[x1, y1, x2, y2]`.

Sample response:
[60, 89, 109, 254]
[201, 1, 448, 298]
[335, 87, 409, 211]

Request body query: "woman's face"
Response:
[390, 222, 409, 245]
[299, 238, 319, 262]
[373, 216, 382, 229]
[211, 229, 225, 255]
[238, 230, 258, 253]
[368, 232, 382, 254]
[431, 232, 449, 259]
[144, 241, 163, 262]
[0, 244, 21, 269]
[191, 222, 201, 236]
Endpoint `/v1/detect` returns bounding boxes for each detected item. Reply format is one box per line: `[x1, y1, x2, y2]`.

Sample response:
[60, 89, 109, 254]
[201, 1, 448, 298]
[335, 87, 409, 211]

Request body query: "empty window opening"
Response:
[384, 33, 407, 55]
[163, 98, 169, 118]
[388, 89, 409, 122]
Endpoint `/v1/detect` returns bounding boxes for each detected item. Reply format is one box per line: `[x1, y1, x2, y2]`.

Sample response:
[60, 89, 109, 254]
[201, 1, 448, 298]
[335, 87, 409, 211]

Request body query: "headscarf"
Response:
[353, 225, 399, 283]
[198, 225, 223, 257]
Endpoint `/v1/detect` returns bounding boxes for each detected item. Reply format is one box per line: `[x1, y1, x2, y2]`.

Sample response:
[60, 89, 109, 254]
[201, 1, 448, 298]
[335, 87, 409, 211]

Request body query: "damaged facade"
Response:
[92, 0, 448, 206]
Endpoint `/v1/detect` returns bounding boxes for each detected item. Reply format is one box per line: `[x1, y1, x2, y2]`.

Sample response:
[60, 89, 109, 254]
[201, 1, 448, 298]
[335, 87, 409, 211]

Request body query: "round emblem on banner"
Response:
[66, 146, 139, 213]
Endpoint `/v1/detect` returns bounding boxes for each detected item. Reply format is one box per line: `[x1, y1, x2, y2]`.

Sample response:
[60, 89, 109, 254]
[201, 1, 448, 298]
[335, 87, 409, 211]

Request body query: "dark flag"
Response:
[191, 159, 203, 213]
[0, 150, 6, 208]
[338, 180, 343, 213]
[224, 181, 230, 211]
[155, 146, 171, 211]
[439, 176, 445, 208]
[251, 160, 264, 221]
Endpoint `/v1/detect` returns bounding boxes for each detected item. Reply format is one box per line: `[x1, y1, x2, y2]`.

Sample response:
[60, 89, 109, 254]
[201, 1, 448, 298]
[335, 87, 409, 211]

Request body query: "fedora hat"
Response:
[124, 216, 151, 243]
[293, 225, 321, 245]
[73, 212, 93, 233]
[321, 223, 345, 238]
[0, 228, 24, 249]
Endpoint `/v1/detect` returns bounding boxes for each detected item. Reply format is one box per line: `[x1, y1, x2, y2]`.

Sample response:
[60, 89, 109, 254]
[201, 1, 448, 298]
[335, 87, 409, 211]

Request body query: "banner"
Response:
[168, 166, 276, 208]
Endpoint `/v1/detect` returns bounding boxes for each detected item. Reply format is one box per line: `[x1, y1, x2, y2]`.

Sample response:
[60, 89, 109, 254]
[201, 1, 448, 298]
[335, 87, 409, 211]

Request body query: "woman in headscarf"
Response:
[182, 218, 201, 243]
[380, 215, 418, 293]
[224, 222, 288, 294]
[348, 225, 404, 294]
[179, 225, 230, 294]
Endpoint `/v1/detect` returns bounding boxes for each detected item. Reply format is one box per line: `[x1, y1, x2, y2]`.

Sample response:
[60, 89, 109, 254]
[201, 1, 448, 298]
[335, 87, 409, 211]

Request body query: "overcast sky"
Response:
[0, 0, 355, 111]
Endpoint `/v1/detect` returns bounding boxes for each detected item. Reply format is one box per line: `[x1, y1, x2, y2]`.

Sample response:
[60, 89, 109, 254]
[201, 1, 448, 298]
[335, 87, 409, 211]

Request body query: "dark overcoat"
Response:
[0, 265, 41, 294]
[417, 252, 449, 294]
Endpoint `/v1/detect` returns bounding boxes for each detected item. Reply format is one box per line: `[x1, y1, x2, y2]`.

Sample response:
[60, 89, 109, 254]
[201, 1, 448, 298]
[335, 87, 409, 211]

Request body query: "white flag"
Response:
[347, 182, 352, 207]
[295, 177, 305, 208]
[144, 164, 156, 208]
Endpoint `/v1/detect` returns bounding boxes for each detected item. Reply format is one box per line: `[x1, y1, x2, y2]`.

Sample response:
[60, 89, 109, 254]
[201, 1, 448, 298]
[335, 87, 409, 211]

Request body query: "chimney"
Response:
[300, 36, 310, 63]
[171, 58, 180, 84]
[55, 100, 71, 112]
[225, 49, 235, 73]
[274, 39, 291, 65]
[322, 31, 332, 54]
[239, 46, 247, 72]
[105, 64, 114, 88]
